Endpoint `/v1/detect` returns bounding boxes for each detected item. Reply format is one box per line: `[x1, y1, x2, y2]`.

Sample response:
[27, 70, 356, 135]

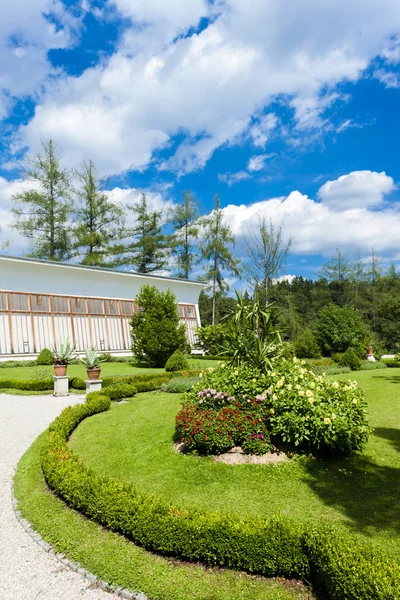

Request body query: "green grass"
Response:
[0, 358, 218, 389]
[14, 434, 312, 600]
[70, 369, 400, 558]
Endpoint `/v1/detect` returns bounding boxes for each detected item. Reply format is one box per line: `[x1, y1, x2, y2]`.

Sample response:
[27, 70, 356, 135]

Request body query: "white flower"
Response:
[332, 381, 339, 389]
[332, 414, 337, 419]
[306, 390, 313, 397]
[234, 370, 239, 376]
[272, 393, 278, 400]
[298, 390, 305, 397]
[287, 384, 292, 391]
[324, 417, 331, 424]
[352, 399, 358, 405]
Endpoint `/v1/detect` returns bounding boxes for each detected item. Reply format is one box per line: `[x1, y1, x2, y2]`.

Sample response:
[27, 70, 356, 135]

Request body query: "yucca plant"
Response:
[79, 347, 103, 370]
[52, 338, 76, 365]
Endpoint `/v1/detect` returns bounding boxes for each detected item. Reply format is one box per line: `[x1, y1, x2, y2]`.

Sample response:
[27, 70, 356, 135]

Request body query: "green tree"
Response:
[294, 328, 321, 359]
[73, 160, 125, 266]
[242, 217, 292, 306]
[199, 195, 239, 326]
[118, 193, 170, 273]
[170, 190, 200, 279]
[12, 139, 73, 261]
[130, 285, 187, 367]
[321, 249, 354, 305]
[198, 290, 237, 326]
[374, 296, 400, 351]
[315, 303, 366, 355]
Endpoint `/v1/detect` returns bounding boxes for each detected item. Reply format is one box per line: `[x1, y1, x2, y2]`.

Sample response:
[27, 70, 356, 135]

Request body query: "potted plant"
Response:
[80, 347, 104, 380]
[52, 338, 76, 376]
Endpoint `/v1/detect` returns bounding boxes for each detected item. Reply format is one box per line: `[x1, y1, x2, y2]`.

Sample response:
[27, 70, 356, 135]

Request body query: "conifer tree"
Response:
[199, 195, 239, 326]
[73, 160, 125, 267]
[170, 190, 200, 279]
[118, 192, 170, 273]
[12, 139, 73, 261]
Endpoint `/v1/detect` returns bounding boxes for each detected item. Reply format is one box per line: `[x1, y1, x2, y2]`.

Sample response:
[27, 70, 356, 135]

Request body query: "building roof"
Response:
[0, 254, 206, 287]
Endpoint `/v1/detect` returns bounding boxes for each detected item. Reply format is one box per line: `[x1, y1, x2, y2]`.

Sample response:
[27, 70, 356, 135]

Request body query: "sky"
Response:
[1, 0, 400, 281]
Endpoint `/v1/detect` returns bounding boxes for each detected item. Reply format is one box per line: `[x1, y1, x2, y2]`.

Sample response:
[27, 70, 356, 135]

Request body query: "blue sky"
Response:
[1, 0, 400, 280]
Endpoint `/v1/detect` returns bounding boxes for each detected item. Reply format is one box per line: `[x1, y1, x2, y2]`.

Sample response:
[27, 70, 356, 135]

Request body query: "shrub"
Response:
[308, 365, 352, 376]
[340, 347, 362, 371]
[69, 376, 86, 390]
[304, 358, 335, 367]
[130, 285, 187, 367]
[165, 350, 190, 372]
[161, 377, 199, 393]
[36, 348, 53, 365]
[176, 360, 370, 456]
[195, 324, 230, 356]
[360, 361, 388, 370]
[0, 378, 53, 391]
[41, 393, 400, 600]
[294, 329, 321, 359]
[315, 304, 367, 355]
[382, 359, 400, 368]
[103, 383, 137, 401]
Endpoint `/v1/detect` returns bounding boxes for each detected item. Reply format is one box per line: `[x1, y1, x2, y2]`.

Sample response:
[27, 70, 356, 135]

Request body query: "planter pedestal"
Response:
[85, 379, 102, 395]
[54, 376, 69, 397]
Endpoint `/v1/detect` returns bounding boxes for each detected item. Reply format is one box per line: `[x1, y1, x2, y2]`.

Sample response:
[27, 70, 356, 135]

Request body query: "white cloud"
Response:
[374, 68, 400, 88]
[247, 154, 268, 172]
[218, 170, 250, 186]
[317, 170, 395, 211]
[12, 0, 400, 175]
[0, 0, 83, 119]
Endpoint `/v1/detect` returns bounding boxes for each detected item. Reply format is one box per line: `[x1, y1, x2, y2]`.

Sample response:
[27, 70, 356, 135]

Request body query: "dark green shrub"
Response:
[69, 377, 86, 390]
[332, 352, 344, 364]
[294, 329, 321, 359]
[41, 394, 400, 600]
[360, 361, 387, 370]
[0, 378, 53, 391]
[315, 304, 367, 355]
[165, 350, 190, 372]
[103, 383, 137, 401]
[36, 348, 53, 365]
[340, 348, 362, 371]
[382, 359, 400, 368]
[130, 285, 187, 367]
[195, 324, 230, 355]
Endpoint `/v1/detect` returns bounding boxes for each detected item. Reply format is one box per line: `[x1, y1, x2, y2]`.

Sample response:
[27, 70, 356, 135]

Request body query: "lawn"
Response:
[70, 368, 400, 558]
[14, 435, 312, 600]
[0, 357, 218, 381]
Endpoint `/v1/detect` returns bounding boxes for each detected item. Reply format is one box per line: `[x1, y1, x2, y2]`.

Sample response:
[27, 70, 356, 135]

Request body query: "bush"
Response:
[176, 360, 370, 456]
[41, 392, 400, 600]
[308, 365, 352, 376]
[36, 348, 54, 365]
[315, 304, 367, 355]
[340, 347, 362, 371]
[165, 350, 190, 372]
[103, 383, 137, 401]
[382, 359, 400, 368]
[304, 358, 336, 367]
[294, 329, 321, 359]
[161, 377, 199, 393]
[130, 285, 187, 367]
[360, 361, 388, 370]
[195, 324, 230, 356]
[0, 377, 53, 391]
[69, 376, 86, 390]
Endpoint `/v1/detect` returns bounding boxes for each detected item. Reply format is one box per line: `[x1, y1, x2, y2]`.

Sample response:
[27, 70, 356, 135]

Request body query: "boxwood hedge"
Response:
[41, 394, 400, 600]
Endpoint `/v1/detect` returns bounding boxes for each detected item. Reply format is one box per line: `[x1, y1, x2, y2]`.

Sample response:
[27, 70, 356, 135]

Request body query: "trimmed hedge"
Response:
[165, 350, 190, 372]
[41, 395, 400, 600]
[0, 378, 54, 391]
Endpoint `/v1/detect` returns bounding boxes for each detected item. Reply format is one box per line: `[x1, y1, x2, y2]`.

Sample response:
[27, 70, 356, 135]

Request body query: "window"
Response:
[36, 295, 42, 305]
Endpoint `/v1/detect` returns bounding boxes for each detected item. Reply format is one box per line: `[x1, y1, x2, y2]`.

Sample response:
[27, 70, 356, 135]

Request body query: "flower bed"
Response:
[175, 359, 370, 456]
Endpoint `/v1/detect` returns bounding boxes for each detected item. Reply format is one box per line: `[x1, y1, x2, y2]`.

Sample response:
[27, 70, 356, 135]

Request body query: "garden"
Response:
[8, 287, 400, 600]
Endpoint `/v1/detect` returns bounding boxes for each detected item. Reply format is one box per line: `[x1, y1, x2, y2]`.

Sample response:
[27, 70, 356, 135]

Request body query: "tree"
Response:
[315, 303, 367, 355]
[118, 193, 170, 273]
[12, 139, 73, 261]
[321, 248, 354, 305]
[242, 217, 292, 306]
[294, 328, 321, 359]
[0, 226, 9, 251]
[170, 190, 200, 279]
[130, 285, 187, 367]
[73, 160, 125, 266]
[199, 195, 239, 326]
[198, 290, 237, 326]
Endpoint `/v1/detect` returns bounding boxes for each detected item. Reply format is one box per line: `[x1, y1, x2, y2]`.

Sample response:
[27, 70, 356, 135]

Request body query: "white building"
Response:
[0, 255, 205, 358]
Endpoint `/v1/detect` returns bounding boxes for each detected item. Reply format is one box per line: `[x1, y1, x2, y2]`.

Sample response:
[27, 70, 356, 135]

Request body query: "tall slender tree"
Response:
[12, 139, 73, 261]
[170, 190, 200, 279]
[242, 217, 292, 306]
[73, 160, 125, 266]
[199, 195, 239, 326]
[117, 192, 170, 273]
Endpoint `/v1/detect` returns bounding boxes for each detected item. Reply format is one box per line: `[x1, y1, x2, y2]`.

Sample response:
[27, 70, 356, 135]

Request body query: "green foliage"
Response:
[41, 392, 400, 600]
[375, 296, 400, 351]
[103, 383, 138, 401]
[79, 347, 104, 369]
[177, 360, 370, 456]
[221, 291, 283, 369]
[36, 348, 53, 365]
[165, 350, 190, 372]
[360, 361, 388, 370]
[315, 303, 366, 355]
[195, 324, 230, 355]
[12, 139, 73, 261]
[69, 376, 86, 390]
[382, 359, 400, 368]
[307, 365, 352, 376]
[169, 191, 200, 279]
[52, 338, 76, 365]
[340, 347, 362, 371]
[198, 290, 237, 327]
[0, 377, 53, 391]
[131, 285, 187, 367]
[161, 377, 199, 393]
[294, 329, 321, 359]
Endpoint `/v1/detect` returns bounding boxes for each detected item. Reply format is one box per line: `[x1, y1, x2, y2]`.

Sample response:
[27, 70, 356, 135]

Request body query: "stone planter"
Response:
[86, 368, 101, 380]
[54, 365, 67, 377]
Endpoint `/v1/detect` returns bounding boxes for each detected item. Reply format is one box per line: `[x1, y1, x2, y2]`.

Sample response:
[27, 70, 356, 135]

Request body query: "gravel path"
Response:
[0, 393, 114, 600]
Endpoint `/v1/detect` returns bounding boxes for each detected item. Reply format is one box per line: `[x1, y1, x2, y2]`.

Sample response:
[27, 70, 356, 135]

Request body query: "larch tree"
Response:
[73, 160, 125, 267]
[242, 217, 292, 307]
[199, 195, 239, 326]
[11, 139, 73, 261]
[170, 190, 200, 279]
[117, 192, 170, 273]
